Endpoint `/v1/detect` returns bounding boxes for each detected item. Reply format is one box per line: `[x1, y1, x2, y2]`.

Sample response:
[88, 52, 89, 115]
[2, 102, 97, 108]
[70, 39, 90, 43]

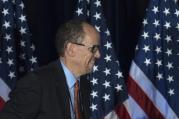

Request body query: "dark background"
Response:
[24, 0, 149, 78]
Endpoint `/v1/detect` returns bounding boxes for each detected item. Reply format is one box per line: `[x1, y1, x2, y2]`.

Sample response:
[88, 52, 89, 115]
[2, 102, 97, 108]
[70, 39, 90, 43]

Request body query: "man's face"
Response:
[74, 25, 101, 75]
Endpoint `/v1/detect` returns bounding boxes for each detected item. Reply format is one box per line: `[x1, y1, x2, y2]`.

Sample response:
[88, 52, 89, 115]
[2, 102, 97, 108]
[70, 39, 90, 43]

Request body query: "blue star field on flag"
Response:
[0, 0, 38, 109]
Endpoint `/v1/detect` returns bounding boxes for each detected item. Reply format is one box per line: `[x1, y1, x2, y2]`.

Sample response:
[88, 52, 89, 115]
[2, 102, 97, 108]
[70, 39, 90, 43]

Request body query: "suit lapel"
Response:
[49, 61, 91, 119]
[50, 61, 71, 119]
[80, 75, 91, 119]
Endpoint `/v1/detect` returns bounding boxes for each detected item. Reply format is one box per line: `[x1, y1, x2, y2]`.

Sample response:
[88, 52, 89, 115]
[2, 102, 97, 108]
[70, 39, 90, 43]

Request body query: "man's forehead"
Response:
[82, 23, 100, 43]
[83, 23, 97, 32]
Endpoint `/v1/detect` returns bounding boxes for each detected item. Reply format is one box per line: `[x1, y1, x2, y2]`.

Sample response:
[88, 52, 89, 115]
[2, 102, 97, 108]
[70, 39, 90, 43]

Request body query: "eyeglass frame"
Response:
[71, 42, 100, 54]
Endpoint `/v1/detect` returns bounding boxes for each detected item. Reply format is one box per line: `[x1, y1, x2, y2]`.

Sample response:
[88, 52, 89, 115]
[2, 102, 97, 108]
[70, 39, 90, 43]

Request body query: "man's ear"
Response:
[66, 43, 75, 57]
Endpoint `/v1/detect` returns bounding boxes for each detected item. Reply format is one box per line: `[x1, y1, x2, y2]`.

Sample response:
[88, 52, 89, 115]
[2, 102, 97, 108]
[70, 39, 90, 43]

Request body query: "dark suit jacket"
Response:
[0, 60, 91, 119]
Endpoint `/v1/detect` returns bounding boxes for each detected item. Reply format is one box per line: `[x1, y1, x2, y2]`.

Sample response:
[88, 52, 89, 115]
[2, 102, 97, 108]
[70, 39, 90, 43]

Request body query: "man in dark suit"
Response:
[0, 19, 101, 119]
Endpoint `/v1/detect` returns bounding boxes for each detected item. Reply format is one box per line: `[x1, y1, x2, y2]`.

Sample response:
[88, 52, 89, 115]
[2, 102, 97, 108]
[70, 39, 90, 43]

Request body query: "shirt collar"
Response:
[60, 60, 77, 89]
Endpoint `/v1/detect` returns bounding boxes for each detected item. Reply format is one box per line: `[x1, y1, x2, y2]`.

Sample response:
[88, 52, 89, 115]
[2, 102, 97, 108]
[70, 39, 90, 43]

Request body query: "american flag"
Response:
[74, 0, 128, 119]
[0, 0, 38, 111]
[120, 0, 179, 118]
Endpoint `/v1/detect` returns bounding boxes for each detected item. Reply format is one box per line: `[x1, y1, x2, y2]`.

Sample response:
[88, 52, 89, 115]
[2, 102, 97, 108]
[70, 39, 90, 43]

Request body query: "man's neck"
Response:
[60, 57, 80, 78]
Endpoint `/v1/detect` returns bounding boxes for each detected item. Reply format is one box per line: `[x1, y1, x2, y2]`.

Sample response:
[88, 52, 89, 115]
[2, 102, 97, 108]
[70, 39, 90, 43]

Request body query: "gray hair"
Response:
[55, 19, 87, 56]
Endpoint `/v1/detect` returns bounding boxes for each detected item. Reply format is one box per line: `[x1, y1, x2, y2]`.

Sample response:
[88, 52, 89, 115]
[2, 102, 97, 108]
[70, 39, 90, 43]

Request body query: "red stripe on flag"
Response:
[0, 96, 5, 111]
[128, 76, 164, 119]
[115, 103, 131, 119]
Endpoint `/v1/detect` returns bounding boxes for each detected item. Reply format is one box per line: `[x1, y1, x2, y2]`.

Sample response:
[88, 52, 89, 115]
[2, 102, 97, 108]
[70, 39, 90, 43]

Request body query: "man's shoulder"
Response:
[20, 60, 62, 83]
[36, 60, 59, 72]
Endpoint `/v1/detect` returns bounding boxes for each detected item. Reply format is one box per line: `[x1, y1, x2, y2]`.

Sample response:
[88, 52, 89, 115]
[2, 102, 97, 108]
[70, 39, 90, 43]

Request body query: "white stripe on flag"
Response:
[124, 96, 148, 119]
[0, 77, 11, 101]
[104, 110, 119, 119]
[130, 61, 179, 119]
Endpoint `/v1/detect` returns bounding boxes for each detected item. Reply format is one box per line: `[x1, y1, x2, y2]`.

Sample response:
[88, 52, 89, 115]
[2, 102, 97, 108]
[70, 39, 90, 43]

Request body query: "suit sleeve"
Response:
[0, 72, 41, 119]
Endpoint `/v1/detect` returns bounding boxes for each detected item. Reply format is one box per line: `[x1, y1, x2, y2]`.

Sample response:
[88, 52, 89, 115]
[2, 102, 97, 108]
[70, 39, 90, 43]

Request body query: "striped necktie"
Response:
[74, 80, 81, 119]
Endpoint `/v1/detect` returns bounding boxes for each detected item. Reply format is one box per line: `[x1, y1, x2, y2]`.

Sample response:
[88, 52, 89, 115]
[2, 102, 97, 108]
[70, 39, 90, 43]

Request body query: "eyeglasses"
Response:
[71, 42, 100, 54]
